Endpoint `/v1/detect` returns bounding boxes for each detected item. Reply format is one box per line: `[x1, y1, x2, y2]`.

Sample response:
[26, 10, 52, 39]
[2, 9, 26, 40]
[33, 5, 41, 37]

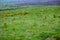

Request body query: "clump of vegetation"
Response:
[53, 35, 60, 40]
[0, 11, 29, 18]
[53, 14, 56, 18]
[45, 35, 60, 40]
[15, 11, 29, 16]
[0, 13, 16, 18]
[3, 22, 8, 28]
[20, 11, 29, 15]
[0, 16, 4, 18]
[57, 16, 60, 18]
[43, 16, 47, 20]
[5, 14, 14, 17]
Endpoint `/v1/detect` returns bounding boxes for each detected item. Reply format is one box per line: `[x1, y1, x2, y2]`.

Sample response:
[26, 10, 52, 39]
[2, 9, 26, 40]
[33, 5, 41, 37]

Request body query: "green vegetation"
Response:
[0, 5, 60, 40]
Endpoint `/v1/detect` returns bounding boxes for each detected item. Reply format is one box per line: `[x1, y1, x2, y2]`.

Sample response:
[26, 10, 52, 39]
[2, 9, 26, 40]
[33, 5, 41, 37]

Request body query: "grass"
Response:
[0, 5, 60, 40]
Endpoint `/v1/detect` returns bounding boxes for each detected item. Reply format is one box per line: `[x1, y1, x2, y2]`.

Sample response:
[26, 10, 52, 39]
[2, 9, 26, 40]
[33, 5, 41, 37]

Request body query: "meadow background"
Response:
[0, 0, 60, 40]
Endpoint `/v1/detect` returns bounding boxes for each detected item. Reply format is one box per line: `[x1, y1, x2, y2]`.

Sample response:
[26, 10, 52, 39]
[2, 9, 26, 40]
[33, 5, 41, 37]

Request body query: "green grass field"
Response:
[0, 5, 60, 40]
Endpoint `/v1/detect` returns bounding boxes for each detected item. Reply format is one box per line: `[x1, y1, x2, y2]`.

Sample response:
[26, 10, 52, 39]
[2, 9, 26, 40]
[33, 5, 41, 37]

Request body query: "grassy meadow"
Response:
[0, 5, 60, 40]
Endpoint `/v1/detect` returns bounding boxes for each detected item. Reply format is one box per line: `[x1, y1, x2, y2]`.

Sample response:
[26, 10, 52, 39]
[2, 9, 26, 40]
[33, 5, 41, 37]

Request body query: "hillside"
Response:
[0, 5, 60, 40]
